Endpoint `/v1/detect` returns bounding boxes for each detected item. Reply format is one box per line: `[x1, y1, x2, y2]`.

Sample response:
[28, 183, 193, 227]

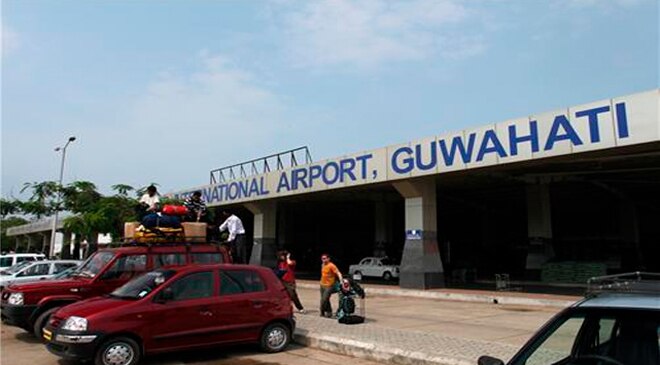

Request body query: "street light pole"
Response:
[49, 136, 76, 258]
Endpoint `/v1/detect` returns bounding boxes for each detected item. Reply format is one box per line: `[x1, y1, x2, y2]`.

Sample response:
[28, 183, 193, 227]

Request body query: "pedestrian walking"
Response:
[219, 210, 247, 264]
[276, 250, 305, 314]
[319, 253, 343, 318]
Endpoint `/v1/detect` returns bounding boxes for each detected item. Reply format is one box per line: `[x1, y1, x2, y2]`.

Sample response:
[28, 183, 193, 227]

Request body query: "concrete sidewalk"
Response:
[291, 284, 577, 365]
[297, 280, 579, 308]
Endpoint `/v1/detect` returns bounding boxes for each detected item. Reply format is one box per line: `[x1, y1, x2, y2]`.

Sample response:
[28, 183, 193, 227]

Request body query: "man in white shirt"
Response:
[219, 210, 247, 264]
[137, 185, 160, 219]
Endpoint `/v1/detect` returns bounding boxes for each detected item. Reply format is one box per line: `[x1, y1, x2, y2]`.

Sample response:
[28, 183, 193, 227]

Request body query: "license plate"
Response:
[42, 328, 52, 341]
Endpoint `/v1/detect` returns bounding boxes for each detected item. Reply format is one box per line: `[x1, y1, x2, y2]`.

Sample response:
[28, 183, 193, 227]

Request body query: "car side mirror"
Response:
[478, 356, 505, 365]
[156, 287, 174, 303]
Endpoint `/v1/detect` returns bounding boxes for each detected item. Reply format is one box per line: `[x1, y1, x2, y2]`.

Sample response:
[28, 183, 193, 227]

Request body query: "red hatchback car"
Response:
[43, 264, 295, 365]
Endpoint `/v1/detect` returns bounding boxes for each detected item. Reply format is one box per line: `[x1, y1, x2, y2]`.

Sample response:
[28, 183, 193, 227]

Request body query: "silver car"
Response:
[0, 260, 80, 290]
[478, 272, 660, 365]
[349, 257, 400, 281]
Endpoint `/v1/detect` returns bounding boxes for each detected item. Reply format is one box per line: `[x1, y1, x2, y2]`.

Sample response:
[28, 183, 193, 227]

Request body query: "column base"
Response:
[399, 236, 445, 290]
[400, 272, 446, 290]
[249, 238, 277, 268]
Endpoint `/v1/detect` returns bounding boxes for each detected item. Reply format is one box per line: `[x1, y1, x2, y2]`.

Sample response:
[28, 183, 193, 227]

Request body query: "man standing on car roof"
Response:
[219, 210, 247, 264]
[320, 253, 343, 318]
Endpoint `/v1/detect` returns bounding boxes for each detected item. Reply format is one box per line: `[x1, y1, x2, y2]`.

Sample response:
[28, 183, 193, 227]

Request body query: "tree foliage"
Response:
[8, 181, 142, 252]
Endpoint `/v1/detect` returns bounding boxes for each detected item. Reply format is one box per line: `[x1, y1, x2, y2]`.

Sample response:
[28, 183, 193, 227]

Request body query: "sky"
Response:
[2, 0, 658, 198]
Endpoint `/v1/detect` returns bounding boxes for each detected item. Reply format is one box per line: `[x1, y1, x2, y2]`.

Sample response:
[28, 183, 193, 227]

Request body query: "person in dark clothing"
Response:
[184, 191, 209, 222]
[276, 250, 305, 313]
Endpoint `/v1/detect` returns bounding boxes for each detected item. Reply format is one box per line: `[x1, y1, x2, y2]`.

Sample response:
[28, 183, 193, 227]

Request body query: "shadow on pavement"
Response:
[142, 343, 287, 365]
[14, 332, 42, 344]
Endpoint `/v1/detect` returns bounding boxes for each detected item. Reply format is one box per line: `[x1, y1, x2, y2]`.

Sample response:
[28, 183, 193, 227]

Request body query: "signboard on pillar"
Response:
[406, 230, 423, 240]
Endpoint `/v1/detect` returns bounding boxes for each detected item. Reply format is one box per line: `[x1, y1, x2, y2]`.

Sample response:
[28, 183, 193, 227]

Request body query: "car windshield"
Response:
[1, 261, 33, 274]
[110, 270, 176, 300]
[53, 267, 76, 279]
[70, 251, 115, 278]
[380, 258, 394, 265]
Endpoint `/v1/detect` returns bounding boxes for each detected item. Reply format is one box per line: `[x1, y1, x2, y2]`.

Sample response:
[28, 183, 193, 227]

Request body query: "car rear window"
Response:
[0, 257, 12, 267]
[219, 270, 265, 295]
[191, 253, 223, 264]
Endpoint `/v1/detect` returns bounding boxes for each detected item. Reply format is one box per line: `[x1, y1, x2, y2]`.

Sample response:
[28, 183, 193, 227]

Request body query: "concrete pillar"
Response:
[393, 179, 444, 289]
[525, 181, 555, 270]
[14, 237, 20, 252]
[246, 201, 278, 268]
[26, 235, 33, 252]
[41, 232, 51, 256]
[61, 232, 73, 259]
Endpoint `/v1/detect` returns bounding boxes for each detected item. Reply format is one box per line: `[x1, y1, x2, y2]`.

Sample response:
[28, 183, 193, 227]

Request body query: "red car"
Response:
[43, 264, 294, 365]
[1, 243, 231, 337]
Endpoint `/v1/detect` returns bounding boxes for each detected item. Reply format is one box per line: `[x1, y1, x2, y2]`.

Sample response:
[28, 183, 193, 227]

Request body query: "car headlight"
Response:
[7, 293, 23, 306]
[62, 316, 88, 332]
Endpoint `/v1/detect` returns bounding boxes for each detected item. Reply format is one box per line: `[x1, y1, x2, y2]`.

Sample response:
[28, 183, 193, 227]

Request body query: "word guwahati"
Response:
[391, 103, 629, 173]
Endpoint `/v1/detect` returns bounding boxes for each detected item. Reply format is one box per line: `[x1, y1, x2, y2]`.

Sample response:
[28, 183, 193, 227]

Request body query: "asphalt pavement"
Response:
[0, 323, 384, 365]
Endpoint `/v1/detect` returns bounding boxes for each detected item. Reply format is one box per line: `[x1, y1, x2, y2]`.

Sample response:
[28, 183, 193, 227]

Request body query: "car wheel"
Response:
[259, 322, 290, 353]
[383, 271, 392, 281]
[95, 336, 141, 365]
[33, 307, 59, 338]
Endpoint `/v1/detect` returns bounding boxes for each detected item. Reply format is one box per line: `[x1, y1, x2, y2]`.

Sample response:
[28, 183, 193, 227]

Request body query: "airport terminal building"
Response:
[10, 90, 657, 290]
[170, 89, 660, 289]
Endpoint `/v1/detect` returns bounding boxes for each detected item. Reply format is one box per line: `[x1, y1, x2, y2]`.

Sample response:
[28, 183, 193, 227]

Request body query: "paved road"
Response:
[0, 324, 383, 365]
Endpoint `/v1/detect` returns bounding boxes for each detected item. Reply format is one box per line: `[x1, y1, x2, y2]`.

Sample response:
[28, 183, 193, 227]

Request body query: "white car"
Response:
[0, 260, 80, 290]
[0, 253, 45, 268]
[348, 257, 400, 281]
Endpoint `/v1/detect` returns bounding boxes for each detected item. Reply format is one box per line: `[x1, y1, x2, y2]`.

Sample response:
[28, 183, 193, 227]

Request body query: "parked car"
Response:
[348, 257, 399, 281]
[43, 264, 294, 365]
[0, 253, 46, 268]
[0, 260, 80, 290]
[478, 272, 660, 365]
[51, 266, 77, 280]
[1, 242, 231, 337]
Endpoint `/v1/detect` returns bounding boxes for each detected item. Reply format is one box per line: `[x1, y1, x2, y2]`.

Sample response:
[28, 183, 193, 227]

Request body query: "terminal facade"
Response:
[171, 89, 660, 289]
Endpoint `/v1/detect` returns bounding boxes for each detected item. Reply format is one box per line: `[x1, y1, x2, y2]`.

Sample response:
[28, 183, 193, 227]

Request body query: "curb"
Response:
[297, 282, 575, 308]
[294, 331, 471, 365]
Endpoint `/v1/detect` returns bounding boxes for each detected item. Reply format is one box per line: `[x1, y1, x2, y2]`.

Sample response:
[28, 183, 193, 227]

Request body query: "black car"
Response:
[479, 272, 660, 365]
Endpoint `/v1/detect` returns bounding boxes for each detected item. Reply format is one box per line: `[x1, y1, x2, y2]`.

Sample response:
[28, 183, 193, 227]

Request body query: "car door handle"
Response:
[251, 300, 264, 308]
[199, 310, 213, 317]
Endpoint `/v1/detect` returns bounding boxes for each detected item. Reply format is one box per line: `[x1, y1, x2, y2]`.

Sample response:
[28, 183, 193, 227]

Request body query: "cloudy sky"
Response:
[2, 0, 658, 197]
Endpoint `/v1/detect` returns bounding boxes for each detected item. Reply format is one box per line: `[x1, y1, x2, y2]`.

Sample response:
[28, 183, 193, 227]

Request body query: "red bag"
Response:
[162, 204, 188, 216]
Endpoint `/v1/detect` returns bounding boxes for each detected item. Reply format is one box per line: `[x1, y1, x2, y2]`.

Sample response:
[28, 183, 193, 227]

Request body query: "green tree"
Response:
[111, 184, 134, 197]
[0, 198, 21, 217]
[19, 181, 60, 218]
[1, 217, 28, 252]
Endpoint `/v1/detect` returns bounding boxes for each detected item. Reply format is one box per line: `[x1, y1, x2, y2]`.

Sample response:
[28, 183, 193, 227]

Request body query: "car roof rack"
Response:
[106, 238, 227, 248]
[586, 271, 660, 296]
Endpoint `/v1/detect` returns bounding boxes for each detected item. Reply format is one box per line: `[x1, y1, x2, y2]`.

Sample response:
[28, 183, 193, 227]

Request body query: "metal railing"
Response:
[209, 146, 312, 184]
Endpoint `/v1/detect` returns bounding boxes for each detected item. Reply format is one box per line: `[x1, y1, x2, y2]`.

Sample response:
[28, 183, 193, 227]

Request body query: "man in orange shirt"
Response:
[320, 253, 343, 318]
